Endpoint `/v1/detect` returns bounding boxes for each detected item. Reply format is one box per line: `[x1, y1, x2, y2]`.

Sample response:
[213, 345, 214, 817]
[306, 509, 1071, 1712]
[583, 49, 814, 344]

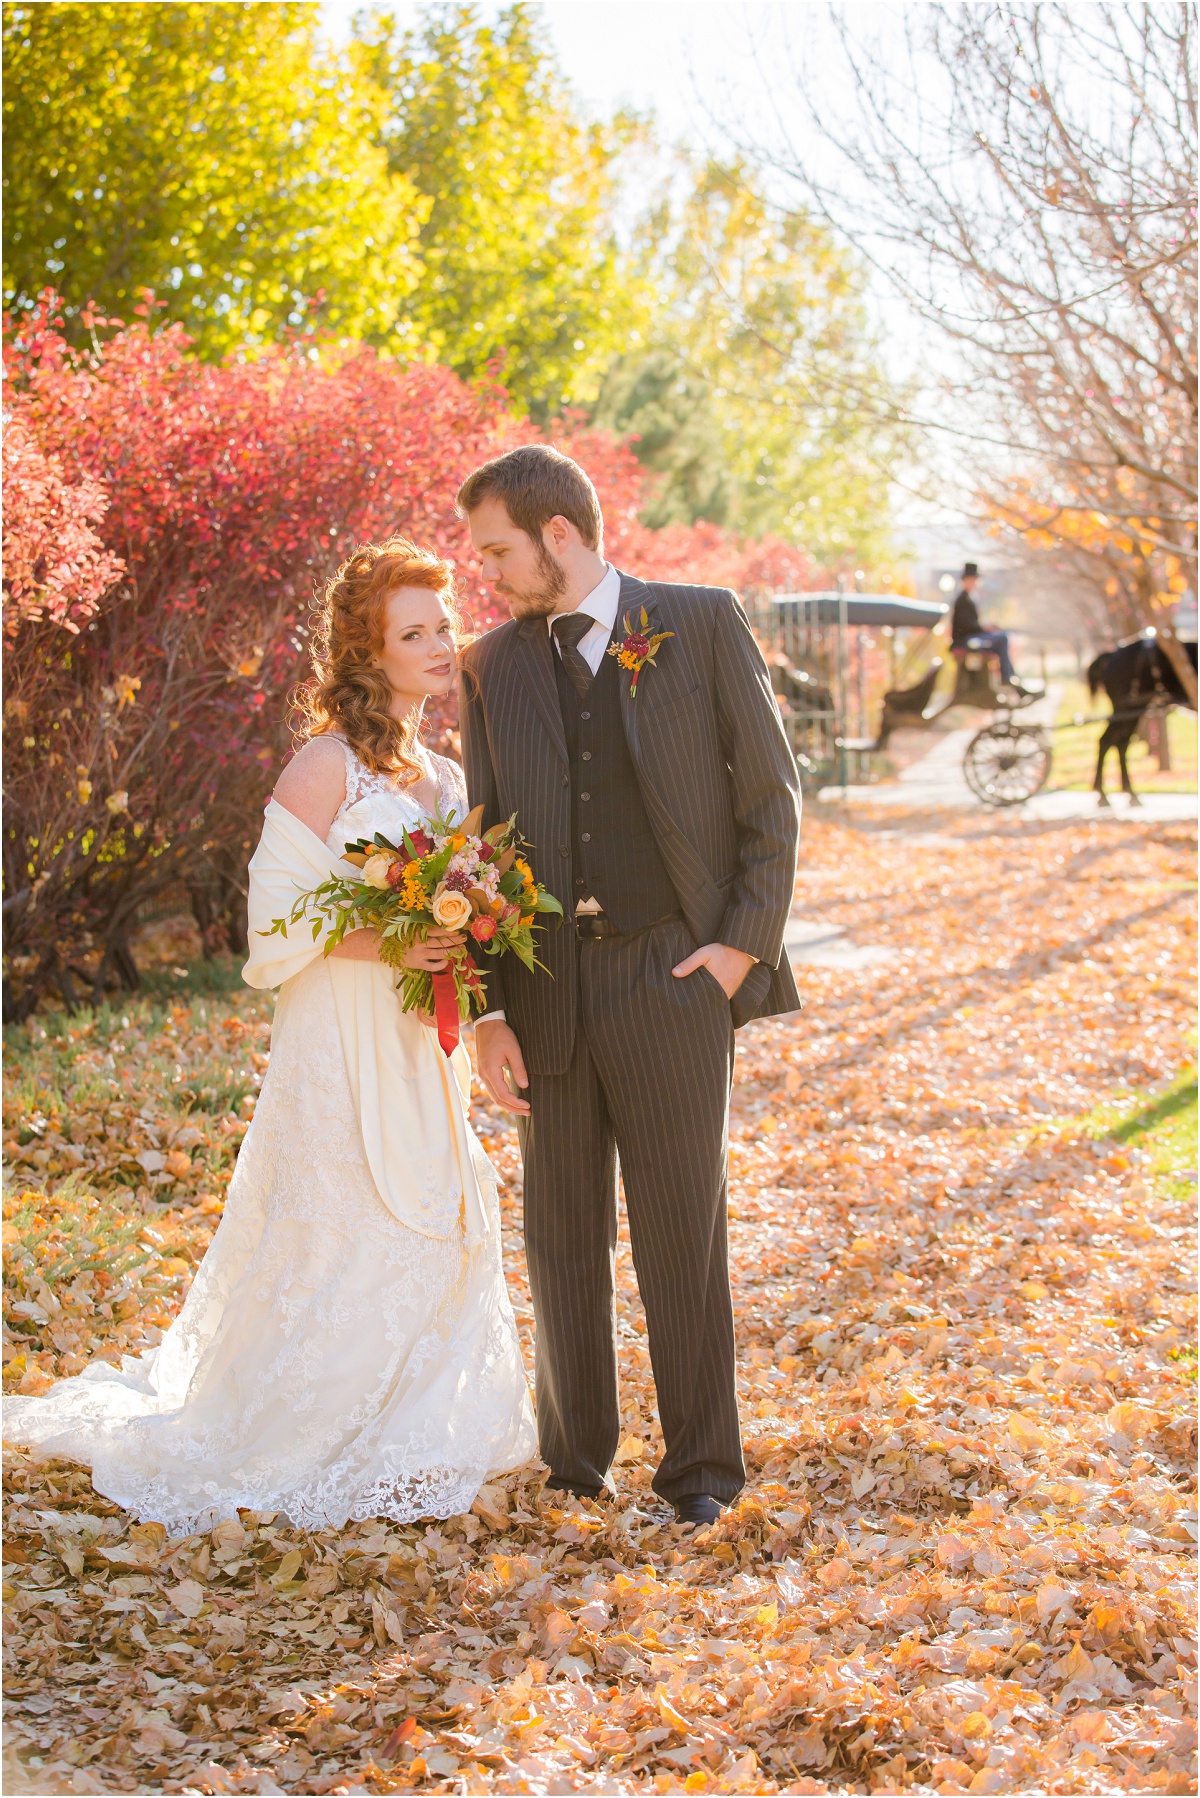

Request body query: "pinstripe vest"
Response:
[553, 639, 677, 931]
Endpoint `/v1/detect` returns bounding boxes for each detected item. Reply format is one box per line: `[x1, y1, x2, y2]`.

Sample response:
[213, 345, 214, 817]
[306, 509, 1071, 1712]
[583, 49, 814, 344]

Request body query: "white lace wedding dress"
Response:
[4, 742, 535, 1535]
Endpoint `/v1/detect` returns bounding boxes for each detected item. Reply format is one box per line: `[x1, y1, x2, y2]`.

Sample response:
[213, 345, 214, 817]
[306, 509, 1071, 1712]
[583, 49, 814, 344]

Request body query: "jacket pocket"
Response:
[643, 679, 702, 723]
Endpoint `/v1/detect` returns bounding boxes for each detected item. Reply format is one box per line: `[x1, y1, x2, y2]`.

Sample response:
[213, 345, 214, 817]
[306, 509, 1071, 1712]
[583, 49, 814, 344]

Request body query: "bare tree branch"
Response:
[727, 3, 1197, 631]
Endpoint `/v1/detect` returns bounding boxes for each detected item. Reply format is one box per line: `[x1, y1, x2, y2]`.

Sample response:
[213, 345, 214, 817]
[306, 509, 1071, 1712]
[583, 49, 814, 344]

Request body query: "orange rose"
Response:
[431, 886, 472, 930]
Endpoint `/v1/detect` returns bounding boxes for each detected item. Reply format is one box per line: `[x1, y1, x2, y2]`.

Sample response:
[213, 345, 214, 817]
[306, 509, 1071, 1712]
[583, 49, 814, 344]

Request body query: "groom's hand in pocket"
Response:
[672, 942, 756, 999]
[474, 1019, 532, 1115]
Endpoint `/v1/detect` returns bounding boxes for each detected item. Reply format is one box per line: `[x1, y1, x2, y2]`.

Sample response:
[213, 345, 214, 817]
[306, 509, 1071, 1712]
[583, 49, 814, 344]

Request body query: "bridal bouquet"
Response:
[264, 805, 561, 1053]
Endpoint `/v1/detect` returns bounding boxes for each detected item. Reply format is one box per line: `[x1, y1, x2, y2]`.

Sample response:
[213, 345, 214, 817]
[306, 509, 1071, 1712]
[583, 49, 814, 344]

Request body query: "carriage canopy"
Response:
[770, 594, 948, 628]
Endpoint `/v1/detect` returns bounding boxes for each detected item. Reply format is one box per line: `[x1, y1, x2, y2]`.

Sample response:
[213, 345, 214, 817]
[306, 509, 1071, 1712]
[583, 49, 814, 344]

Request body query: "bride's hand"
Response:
[400, 929, 466, 973]
[327, 927, 383, 962]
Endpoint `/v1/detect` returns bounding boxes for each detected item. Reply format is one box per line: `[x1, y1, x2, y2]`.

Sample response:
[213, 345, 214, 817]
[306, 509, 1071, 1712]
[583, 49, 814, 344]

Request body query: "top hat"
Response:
[962, 562, 979, 579]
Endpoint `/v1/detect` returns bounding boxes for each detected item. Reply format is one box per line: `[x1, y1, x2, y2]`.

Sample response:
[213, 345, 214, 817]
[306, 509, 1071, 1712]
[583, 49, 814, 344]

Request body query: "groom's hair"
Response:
[456, 444, 603, 551]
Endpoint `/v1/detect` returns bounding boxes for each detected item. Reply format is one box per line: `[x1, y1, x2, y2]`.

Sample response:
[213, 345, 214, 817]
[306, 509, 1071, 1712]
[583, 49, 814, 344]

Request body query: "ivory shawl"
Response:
[242, 799, 487, 1244]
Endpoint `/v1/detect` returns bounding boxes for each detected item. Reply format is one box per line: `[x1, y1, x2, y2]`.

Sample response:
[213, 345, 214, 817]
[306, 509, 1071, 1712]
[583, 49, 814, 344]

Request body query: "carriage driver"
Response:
[950, 562, 1031, 692]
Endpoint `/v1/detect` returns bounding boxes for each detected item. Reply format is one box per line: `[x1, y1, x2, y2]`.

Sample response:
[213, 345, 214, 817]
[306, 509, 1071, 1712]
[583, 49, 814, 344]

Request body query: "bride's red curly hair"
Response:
[296, 538, 461, 779]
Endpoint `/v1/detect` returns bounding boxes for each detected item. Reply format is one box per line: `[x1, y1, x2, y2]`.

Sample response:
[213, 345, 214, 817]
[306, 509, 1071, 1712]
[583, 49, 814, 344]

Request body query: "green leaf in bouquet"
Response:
[533, 891, 564, 915]
[506, 936, 537, 973]
[376, 934, 411, 971]
[422, 844, 455, 882]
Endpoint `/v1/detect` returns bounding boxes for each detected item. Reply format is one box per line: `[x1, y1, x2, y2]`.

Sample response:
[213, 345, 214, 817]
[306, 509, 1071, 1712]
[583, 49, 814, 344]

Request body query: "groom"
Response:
[457, 445, 801, 1525]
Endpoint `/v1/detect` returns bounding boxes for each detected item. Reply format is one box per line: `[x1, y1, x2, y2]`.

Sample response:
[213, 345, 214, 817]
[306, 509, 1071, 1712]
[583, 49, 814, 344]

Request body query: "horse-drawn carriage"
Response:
[751, 588, 1050, 804]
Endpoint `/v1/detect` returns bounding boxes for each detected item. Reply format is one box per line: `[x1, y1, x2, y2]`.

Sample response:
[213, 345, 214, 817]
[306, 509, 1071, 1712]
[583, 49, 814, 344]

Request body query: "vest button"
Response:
[580, 792, 590, 802]
[580, 711, 591, 721]
[581, 832, 591, 843]
[562, 775, 569, 787]
[581, 751, 592, 761]
[558, 845, 569, 858]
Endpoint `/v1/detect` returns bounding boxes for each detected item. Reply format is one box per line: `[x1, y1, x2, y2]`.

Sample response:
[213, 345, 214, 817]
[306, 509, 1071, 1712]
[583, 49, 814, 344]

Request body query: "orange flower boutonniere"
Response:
[608, 606, 675, 697]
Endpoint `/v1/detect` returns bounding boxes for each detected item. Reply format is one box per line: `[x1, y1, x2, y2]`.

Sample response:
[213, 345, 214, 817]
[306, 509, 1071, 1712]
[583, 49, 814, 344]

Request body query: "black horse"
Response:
[1086, 636, 1197, 805]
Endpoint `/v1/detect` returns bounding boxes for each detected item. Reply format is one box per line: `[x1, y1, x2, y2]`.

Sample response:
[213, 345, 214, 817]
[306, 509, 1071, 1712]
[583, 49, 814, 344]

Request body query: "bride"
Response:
[4, 538, 536, 1534]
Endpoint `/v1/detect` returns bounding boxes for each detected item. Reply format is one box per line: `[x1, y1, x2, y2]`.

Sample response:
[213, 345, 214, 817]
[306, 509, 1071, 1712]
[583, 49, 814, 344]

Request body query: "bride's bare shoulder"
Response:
[273, 736, 348, 835]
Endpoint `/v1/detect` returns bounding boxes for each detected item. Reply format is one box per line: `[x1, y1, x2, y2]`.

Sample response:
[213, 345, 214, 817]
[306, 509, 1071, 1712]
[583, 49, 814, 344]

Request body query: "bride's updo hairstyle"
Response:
[297, 537, 460, 781]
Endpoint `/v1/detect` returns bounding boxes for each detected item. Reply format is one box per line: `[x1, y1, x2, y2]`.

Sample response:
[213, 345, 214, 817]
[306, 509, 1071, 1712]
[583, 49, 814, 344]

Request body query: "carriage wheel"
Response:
[963, 722, 1051, 807]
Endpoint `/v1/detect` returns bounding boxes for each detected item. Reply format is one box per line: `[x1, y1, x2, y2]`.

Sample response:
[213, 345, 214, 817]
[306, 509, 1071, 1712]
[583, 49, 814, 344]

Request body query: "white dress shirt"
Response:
[477, 565, 620, 1026]
[546, 561, 621, 674]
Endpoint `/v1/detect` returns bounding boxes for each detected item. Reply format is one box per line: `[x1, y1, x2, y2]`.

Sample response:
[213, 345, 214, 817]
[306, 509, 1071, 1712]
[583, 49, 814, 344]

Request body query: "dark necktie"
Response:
[552, 612, 594, 698]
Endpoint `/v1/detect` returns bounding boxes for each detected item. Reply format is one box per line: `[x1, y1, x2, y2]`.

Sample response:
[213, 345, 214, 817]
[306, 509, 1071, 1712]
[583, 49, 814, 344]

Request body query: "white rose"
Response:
[361, 853, 394, 889]
[430, 886, 472, 929]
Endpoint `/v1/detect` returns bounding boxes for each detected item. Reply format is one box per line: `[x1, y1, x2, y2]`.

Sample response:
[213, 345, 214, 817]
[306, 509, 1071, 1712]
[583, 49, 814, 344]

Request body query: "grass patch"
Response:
[3, 984, 274, 1204]
[3, 1175, 149, 1294]
[1074, 1064, 1197, 1201]
[137, 952, 250, 1003]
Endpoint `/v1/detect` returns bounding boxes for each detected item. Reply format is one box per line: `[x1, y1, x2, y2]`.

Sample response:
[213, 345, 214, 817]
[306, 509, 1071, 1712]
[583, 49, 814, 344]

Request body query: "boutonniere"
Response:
[607, 607, 675, 697]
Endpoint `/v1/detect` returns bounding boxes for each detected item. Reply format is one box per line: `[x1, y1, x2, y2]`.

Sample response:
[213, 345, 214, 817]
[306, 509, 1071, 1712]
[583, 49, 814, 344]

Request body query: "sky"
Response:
[321, 1, 804, 146]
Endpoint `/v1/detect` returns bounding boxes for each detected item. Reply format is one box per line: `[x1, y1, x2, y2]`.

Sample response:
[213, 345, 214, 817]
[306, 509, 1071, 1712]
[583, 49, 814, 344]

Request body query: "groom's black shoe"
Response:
[673, 1493, 724, 1528]
[543, 1478, 605, 1503]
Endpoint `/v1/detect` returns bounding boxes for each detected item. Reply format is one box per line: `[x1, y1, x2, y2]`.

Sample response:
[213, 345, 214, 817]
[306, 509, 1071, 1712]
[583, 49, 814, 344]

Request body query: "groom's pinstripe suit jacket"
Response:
[459, 571, 802, 1075]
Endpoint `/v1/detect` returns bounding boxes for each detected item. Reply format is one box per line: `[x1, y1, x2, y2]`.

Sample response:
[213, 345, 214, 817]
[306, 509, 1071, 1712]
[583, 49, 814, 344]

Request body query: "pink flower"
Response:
[470, 915, 497, 943]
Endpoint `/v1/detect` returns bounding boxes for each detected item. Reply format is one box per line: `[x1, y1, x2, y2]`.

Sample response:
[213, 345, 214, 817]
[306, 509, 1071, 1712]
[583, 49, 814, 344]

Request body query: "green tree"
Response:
[354, 2, 646, 418]
[596, 161, 906, 564]
[2, 1, 423, 355]
[592, 347, 736, 530]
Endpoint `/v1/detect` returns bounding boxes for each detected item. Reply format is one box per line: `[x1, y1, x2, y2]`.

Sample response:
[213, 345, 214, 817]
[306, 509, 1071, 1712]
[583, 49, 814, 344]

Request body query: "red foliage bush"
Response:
[2, 412, 125, 636]
[3, 299, 503, 1012]
[3, 300, 819, 1015]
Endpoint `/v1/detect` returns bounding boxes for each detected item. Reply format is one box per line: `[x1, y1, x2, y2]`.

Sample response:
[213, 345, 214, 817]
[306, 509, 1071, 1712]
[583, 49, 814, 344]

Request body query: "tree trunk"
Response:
[1157, 624, 1199, 708]
[1138, 709, 1171, 770]
[187, 880, 217, 960]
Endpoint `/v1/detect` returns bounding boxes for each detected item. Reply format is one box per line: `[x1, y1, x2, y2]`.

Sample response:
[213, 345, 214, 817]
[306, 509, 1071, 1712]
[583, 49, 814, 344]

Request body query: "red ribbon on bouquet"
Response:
[430, 968, 460, 1058]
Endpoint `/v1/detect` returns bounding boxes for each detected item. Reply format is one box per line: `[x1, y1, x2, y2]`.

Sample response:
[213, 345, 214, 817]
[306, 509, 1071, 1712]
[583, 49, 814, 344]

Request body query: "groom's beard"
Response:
[499, 543, 569, 619]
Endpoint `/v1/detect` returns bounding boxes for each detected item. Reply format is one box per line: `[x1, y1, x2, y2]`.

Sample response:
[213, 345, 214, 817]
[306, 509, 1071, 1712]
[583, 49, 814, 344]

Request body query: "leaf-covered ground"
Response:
[3, 806, 1196, 1797]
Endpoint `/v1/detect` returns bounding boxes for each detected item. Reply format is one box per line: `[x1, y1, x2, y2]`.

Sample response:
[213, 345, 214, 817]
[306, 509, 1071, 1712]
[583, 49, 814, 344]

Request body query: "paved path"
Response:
[782, 915, 896, 971]
[819, 684, 1197, 821]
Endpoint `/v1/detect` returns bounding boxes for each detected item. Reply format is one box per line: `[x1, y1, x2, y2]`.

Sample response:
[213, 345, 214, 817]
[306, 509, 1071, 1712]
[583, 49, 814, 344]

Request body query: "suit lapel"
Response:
[613, 570, 657, 761]
[611, 572, 725, 927]
[511, 618, 568, 766]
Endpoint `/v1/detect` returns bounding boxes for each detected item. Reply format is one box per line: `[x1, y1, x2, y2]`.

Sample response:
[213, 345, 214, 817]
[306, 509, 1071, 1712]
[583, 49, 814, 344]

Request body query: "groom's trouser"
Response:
[520, 917, 743, 1503]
